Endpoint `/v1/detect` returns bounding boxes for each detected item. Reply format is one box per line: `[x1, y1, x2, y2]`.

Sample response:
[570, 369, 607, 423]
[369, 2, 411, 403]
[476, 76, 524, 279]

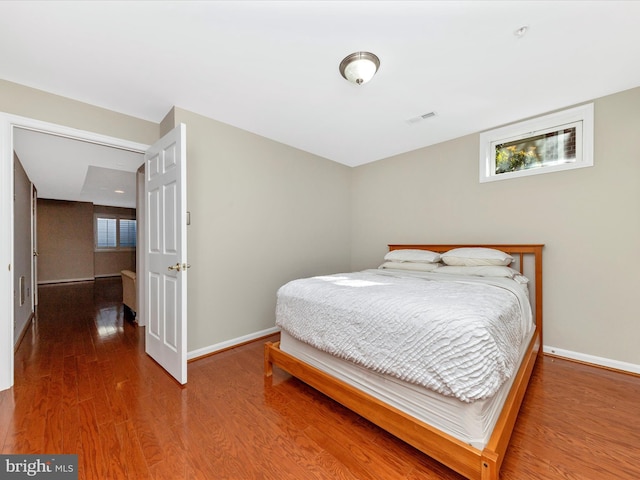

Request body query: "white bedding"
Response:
[276, 269, 533, 402]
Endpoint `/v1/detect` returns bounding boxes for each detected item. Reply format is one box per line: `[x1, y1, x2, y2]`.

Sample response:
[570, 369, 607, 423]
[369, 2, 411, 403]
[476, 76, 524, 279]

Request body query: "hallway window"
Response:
[95, 215, 136, 250]
[119, 219, 137, 248]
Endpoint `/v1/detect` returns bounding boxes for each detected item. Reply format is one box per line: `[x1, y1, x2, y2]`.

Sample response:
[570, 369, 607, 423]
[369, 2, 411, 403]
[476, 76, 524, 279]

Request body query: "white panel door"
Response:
[144, 124, 188, 384]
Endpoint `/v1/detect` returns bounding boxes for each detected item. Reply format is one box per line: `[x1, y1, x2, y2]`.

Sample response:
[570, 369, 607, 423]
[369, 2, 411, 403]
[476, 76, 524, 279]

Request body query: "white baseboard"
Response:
[38, 275, 121, 285]
[38, 277, 94, 285]
[14, 312, 34, 351]
[187, 326, 280, 361]
[543, 345, 640, 375]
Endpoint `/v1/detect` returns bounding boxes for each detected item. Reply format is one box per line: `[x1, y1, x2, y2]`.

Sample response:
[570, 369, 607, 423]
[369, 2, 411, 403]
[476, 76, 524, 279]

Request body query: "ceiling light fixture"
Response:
[339, 51, 380, 85]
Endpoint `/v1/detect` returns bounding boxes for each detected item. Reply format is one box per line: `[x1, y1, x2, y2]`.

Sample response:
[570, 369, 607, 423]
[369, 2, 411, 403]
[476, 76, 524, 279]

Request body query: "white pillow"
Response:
[435, 265, 524, 279]
[378, 261, 440, 272]
[441, 247, 513, 266]
[383, 249, 441, 264]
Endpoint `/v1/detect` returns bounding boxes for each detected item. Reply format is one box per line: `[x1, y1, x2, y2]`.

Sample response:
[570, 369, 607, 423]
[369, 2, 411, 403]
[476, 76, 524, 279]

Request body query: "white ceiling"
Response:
[14, 128, 143, 208]
[3, 1, 640, 205]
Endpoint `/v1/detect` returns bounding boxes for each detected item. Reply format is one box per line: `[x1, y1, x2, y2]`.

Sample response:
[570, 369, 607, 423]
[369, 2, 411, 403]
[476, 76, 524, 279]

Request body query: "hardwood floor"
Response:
[1, 278, 639, 479]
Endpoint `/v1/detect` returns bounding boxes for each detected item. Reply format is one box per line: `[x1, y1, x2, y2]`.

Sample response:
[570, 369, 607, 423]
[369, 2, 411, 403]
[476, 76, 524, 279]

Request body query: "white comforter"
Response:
[276, 269, 533, 402]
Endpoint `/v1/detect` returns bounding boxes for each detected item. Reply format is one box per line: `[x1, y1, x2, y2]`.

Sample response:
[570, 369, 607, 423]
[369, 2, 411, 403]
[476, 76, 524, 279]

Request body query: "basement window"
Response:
[479, 103, 594, 183]
[95, 215, 136, 250]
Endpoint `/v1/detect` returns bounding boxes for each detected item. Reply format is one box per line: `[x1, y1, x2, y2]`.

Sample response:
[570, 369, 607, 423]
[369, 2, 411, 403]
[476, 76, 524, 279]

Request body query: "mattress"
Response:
[276, 269, 532, 402]
[280, 325, 534, 449]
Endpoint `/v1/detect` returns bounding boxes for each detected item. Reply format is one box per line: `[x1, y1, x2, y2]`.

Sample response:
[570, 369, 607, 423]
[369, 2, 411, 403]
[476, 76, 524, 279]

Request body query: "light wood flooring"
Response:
[1, 278, 639, 479]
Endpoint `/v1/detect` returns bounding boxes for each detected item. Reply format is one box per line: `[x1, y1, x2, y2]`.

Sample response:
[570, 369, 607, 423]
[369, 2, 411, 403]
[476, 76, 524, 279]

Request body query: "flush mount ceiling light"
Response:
[339, 51, 380, 85]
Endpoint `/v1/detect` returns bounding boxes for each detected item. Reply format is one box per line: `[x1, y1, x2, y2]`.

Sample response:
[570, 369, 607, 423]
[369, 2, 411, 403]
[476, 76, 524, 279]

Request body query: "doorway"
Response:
[0, 113, 149, 391]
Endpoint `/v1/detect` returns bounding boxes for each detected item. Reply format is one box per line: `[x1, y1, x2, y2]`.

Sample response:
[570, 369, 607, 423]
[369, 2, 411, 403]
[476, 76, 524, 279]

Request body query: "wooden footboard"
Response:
[265, 331, 539, 480]
[265, 244, 543, 480]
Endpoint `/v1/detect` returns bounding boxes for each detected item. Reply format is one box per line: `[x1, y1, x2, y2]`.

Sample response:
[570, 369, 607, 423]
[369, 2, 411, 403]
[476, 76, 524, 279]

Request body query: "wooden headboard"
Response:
[388, 244, 544, 350]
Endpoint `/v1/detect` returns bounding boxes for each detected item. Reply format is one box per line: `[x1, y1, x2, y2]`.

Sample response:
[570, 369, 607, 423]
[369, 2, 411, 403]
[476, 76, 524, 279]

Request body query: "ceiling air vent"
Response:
[406, 111, 436, 125]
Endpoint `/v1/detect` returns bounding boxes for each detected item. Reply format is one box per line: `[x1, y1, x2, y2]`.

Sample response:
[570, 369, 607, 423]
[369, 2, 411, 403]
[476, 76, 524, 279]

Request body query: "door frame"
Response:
[0, 112, 149, 392]
[31, 184, 38, 310]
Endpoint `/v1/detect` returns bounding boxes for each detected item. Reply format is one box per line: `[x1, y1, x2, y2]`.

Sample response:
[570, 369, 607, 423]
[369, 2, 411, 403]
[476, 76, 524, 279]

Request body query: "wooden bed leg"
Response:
[264, 342, 274, 377]
[481, 450, 499, 480]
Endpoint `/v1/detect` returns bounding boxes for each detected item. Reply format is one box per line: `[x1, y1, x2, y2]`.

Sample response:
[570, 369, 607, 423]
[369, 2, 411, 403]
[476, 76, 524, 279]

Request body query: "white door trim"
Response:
[0, 112, 149, 392]
[31, 184, 38, 310]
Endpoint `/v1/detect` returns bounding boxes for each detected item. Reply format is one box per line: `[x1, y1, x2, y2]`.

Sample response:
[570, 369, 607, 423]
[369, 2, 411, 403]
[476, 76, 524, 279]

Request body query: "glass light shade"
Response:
[339, 52, 380, 85]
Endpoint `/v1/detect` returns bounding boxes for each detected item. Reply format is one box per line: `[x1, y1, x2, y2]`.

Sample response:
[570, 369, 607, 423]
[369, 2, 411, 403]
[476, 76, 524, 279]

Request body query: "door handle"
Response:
[168, 263, 191, 272]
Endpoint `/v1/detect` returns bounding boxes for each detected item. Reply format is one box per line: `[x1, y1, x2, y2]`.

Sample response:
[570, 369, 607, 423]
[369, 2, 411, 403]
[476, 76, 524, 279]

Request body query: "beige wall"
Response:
[351, 86, 640, 367]
[166, 108, 352, 352]
[37, 199, 95, 283]
[94, 251, 136, 277]
[37, 200, 136, 282]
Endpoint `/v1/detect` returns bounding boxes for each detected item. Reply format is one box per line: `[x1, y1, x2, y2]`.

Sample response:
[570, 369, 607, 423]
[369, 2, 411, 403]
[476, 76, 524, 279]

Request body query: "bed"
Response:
[264, 244, 543, 480]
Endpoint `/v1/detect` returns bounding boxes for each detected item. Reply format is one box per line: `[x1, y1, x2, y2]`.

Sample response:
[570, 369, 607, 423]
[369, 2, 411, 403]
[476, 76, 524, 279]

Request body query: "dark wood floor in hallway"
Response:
[1, 278, 639, 479]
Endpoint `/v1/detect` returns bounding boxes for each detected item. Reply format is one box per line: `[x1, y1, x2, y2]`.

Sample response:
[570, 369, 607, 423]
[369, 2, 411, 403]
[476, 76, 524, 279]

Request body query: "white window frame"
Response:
[94, 213, 137, 252]
[479, 103, 594, 183]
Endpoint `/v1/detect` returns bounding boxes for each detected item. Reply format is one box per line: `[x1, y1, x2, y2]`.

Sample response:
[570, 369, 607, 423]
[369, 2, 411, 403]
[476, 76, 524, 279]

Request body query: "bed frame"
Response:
[265, 244, 543, 480]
